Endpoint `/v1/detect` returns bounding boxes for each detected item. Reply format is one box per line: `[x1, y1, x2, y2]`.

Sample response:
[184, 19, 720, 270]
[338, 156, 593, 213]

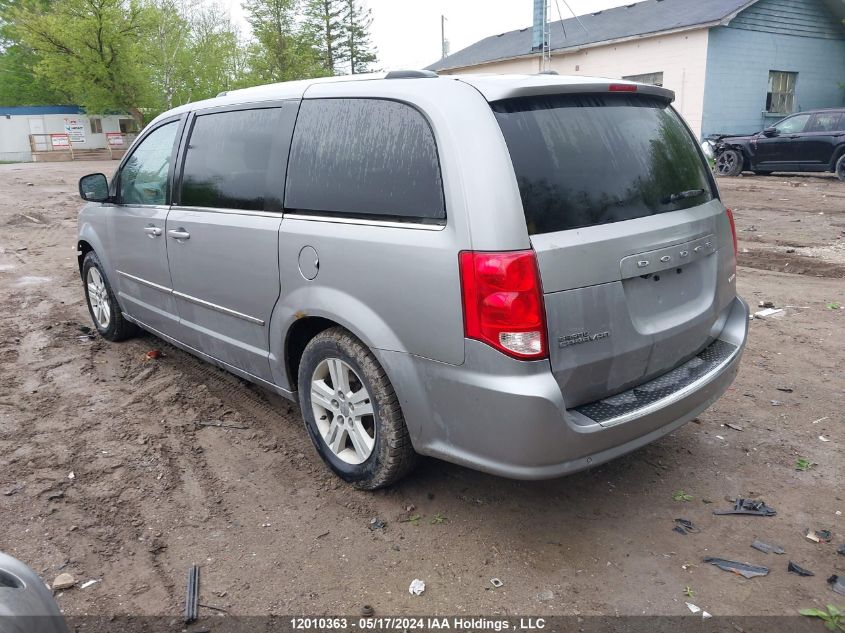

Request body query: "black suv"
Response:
[709, 108, 845, 181]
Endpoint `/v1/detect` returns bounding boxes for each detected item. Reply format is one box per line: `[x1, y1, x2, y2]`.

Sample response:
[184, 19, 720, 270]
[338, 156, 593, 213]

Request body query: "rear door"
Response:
[166, 103, 297, 382]
[493, 92, 736, 407]
[802, 112, 844, 167]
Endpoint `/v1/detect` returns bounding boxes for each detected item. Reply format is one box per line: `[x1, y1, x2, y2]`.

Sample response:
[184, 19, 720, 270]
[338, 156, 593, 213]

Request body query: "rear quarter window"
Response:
[285, 98, 445, 222]
[492, 94, 715, 235]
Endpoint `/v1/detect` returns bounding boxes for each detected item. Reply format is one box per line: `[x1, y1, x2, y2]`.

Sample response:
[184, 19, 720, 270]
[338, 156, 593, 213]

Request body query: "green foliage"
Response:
[796, 457, 814, 471]
[342, 0, 376, 74]
[673, 490, 693, 502]
[799, 605, 843, 631]
[1, 0, 378, 117]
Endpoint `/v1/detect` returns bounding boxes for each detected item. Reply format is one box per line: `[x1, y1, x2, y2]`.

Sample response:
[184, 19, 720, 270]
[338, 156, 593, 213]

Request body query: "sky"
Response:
[218, 0, 633, 70]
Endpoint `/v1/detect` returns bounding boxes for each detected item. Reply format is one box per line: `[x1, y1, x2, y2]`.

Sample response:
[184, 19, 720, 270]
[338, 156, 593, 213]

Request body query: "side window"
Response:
[807, 112, 843, 133]
[119, 121, 179, 206]
[774, 114, 810, 135]
[180, 107, 290, 212]
[285, 98, 445, 221]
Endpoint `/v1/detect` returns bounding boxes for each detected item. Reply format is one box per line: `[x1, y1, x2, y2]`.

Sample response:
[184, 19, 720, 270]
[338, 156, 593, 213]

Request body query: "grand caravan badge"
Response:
[558, 331, 610, 348]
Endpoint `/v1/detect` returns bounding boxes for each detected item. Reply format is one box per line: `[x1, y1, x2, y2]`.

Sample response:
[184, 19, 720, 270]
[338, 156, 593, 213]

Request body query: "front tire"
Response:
[715, 149, 744, 177]
[82, 251, 138, 341]
[836, 154, 845, 182]
[298, 327, 417, 489]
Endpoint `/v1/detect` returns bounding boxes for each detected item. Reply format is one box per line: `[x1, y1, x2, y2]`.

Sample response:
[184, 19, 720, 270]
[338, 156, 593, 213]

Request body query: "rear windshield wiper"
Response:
[661, 189, 705, 204]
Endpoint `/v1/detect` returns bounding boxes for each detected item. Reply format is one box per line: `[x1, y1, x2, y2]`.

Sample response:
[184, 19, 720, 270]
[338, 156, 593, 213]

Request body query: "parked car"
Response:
[77, 72, 748, 489]
[708, 108, 845, 180]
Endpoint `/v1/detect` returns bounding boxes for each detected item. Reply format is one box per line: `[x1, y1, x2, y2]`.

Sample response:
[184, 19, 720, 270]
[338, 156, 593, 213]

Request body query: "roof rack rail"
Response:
[385, 70, 438, 79]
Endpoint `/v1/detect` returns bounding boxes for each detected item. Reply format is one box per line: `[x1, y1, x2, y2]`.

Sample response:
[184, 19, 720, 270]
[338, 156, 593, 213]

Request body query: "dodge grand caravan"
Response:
[77, 71, 749, 489]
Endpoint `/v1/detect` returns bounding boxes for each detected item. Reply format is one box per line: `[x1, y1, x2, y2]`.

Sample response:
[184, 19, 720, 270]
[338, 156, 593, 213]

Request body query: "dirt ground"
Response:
[0, 162, 842, 621]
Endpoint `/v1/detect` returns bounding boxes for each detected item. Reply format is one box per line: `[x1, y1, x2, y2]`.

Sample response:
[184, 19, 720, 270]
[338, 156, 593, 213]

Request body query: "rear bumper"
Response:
[377, 295, 748, 480]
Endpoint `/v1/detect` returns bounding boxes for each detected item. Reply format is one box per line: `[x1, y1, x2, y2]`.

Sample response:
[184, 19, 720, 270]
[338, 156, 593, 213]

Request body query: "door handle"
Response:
[143, 226, 162, 237]
[168, 229, 191, 240]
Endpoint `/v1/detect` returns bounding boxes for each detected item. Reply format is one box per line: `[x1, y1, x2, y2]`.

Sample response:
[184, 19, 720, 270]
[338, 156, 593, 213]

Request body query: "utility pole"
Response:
[441, 15, 449, 59]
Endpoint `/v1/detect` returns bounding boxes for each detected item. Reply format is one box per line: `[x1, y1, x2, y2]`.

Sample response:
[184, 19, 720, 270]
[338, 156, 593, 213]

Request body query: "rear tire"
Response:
[715, 149, 743, 177]
[836, 154, 845, 182]
[297, 327, 417, 489]
[82, 251, 138, 342]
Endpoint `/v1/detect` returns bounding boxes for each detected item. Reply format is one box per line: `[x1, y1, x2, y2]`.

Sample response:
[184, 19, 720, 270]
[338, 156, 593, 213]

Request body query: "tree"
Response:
[303, 0, 345, 75]
[11, 0, 154, 122]
[342, 0, 375, 74]
[0, 0, 66, 105]
[243, 0, 324, 84]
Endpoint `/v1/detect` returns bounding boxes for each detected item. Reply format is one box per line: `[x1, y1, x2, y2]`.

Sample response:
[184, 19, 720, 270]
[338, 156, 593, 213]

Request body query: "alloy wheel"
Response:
[86, 267, 111, 329]
[310, 358, 375, 464]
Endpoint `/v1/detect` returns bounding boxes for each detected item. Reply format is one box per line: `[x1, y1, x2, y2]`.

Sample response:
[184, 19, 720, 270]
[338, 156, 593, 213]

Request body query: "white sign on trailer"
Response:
[63, 118, 86, 144]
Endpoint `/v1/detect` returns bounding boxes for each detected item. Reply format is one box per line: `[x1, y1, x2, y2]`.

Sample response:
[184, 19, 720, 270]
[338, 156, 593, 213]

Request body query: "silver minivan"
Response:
[77, 71, 748, 489]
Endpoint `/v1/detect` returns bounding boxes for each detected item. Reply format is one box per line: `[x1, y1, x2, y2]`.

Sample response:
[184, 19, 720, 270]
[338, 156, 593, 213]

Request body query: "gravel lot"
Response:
[0, 162, 842, 620]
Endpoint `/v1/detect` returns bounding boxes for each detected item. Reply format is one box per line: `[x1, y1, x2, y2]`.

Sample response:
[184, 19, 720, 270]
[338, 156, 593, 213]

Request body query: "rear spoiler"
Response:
[458, 76, 675, 105]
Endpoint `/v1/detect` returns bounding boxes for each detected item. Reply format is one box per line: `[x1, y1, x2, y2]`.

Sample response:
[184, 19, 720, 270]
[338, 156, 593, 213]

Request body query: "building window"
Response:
[119, 119, 139, 134]
[767, 71, 797, 114]
[90, 118, 102, 134]
[622, 71, 664, 87]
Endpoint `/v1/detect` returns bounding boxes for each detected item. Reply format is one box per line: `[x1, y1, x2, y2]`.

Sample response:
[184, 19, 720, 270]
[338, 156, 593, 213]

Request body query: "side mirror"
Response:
[762, 127, 778, 137]
[78, 173, 110, 202]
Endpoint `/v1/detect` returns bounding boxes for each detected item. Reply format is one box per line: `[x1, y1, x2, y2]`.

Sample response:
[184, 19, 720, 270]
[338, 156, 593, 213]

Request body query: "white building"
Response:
[0, 106, 136, 162]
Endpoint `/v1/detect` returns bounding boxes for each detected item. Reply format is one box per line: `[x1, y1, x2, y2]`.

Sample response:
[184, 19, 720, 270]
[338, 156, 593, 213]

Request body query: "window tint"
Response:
[807, 112, 843, 133]
[285, 98, 445, 221]
[492, 94, 714, 235]
[119, 121, 178, 206]
[180, 108, 288, 212]
[774, 114, 810, 135]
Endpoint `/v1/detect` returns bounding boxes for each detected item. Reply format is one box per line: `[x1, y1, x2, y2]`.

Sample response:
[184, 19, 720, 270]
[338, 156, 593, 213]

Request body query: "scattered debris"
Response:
[795, 458, 815, 471]
[51, 573, 75, 590]
[812, 417, 829, 424]
[2, 483, 23, 496]
[315, 530, 330, 539]
[753, 308, 784, 319]
[788, 562, 814, 577]
[758, 300, 775, 308]
[80, 579, 98, 589]
[713, 498, 776, 517]
[537, 589, 554, 601]
[146, 349, 163, 360]
[673, 490, 693, 502]
[686, 602, 701, 614]
[67, 471, 75, 480]
[819, 436, 831, 443]
[724, 422, 744, 431]
[751, 539, 785, 555]
[715, 435, 725, 440]
[776, 387, 794, 393]
[197, 420, 249, 430]
[408, 579, 425, 596]
[673, 519, 699, 535]
[703, 557, 769, 579]
[360, 605, 374, 617]
[368, 518, 386, 531]
[184, 564, 200, 624]
[771, 400, 782, 406]
[838, 544, 845, 556]
[829, 575, 845, 596]
[806, 529, 832, 543]
[490, 578, 503, 588]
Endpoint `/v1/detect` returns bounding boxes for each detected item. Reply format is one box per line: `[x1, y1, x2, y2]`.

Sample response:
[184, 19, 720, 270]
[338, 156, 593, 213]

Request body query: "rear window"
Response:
[492, 94, 714, 235]
[285, 98, 445, 222]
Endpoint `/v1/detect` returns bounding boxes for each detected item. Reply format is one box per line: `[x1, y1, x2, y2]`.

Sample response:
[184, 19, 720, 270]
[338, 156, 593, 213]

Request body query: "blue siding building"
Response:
[702, 0, 845, 136]
[429, 0, 845, 139]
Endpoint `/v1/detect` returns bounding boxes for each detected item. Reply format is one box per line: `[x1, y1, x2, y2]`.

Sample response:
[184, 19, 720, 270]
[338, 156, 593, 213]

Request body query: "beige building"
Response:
[427, 0, 845, 139]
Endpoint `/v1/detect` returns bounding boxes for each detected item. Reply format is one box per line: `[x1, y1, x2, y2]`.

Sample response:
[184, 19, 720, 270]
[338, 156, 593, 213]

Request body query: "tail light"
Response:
[726, 207, 738, 268]
[459, 250, 548, 360]
[609, 83, 637, 92]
